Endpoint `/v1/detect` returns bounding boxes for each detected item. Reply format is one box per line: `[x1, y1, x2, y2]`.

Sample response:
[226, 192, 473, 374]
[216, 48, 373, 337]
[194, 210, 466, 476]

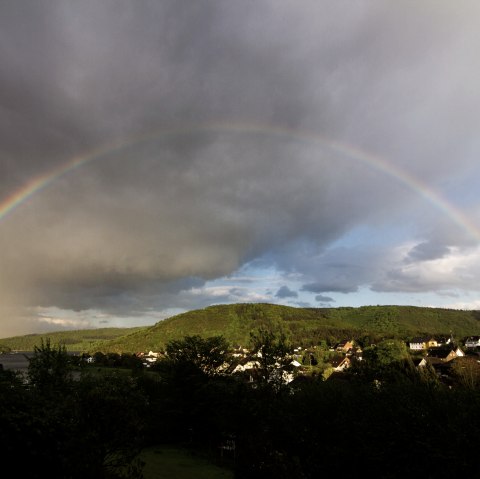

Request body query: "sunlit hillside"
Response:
[0, 327, 146, 353]
[2, 303, 479, 354]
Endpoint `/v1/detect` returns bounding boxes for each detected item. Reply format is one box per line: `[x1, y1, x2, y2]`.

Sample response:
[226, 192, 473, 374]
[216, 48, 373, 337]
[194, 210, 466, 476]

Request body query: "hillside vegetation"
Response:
[2, 303, 479, 354]
[0, 327, 146, 352]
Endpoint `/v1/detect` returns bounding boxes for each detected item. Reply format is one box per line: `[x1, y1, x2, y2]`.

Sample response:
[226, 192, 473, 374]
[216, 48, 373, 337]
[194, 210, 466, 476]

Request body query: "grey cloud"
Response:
[1, 1, 480, 334]
[275, 242, 390, 296]
[302, 282, 358, 295]
[405, 242, 451, 263]
[275, 286, 298, 299]
[315, 295, 335, 303]
[371, 245, 480, 294]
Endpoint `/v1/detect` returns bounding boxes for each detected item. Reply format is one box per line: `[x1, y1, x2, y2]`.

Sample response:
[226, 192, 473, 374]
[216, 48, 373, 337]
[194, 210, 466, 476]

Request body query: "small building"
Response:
[412, 357, 428, 368]
[465, 336, 480, 348]
[346, 346, 363, 360]
[408, 336, 446, 351]
[409, 337, 429, 351]
[425, 338, 439, 349]
[231, 359, 260, 374]
[330, 355, 351, 372]
[454, 347, 465, 357]
[335, 340, 354, 353]
[427, 348, 458, 364]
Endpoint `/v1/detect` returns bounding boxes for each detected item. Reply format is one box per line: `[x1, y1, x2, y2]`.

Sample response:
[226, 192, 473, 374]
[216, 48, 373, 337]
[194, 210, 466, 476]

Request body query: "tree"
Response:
[27, 338, 73, 394]
[354, 339, 411, 382]
[450, 356, 480, 389]
[163, 335, 231, 377]
[249, 328, 293, 386]
[369, 339, 409, 366]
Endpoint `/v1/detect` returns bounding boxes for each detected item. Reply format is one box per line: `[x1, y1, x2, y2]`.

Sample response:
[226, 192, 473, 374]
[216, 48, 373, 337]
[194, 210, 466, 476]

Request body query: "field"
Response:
[140, 446, 233, 479]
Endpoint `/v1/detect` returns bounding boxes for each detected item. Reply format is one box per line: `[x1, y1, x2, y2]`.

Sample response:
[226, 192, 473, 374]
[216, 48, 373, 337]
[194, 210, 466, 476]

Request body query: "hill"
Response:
[2, 304, 479, 354]
[93, 303, 480, 353]
[0, 327, 146, 353]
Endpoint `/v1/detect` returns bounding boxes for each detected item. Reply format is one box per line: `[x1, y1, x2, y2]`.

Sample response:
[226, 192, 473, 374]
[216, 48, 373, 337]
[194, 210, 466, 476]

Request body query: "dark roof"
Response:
[434, 336, 451, 343]
[427, 348, 455, 359]
[412, 357, 426, 366]
[409, 337, 429, 343]
[427, 358, 452, 373]
[330, 356, 350, 367]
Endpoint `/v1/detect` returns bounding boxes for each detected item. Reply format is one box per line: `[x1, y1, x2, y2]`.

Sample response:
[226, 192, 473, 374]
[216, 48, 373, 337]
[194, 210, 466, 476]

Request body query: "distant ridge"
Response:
[0, 327, 146, 353]
[2, 304, 479, 354]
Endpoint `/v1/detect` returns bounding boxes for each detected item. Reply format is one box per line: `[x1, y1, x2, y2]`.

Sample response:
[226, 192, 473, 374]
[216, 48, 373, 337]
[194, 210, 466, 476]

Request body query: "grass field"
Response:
[140, 446, 234, 479]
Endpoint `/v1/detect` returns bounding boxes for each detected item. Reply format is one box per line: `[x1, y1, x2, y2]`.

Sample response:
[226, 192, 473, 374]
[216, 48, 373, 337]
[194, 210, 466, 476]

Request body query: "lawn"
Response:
[140, 446, 234, 479]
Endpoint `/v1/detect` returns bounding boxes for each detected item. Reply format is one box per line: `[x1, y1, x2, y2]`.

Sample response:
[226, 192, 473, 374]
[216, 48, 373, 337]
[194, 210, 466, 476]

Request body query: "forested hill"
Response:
[0, 327, 145, 353]
[85, 303, 480, 353]
[2, 304, 480, 354]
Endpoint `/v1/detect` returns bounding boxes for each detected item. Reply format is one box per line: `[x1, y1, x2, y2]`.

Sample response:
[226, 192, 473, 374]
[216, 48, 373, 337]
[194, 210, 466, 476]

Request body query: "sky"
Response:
[1, 1, 480, 337]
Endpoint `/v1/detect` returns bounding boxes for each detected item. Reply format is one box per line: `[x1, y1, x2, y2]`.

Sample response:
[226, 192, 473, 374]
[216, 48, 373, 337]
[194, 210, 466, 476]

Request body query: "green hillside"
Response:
[2, 304, 479, 354]
[93, 303, 480, 353]
[0, 327, 146, 353]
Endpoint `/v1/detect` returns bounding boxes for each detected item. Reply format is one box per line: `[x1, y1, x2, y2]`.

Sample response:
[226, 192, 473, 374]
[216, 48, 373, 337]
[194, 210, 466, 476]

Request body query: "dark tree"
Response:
[163, 335, 231, 377]
[27, 338, 73, 394]
[249, 328, 293, 387]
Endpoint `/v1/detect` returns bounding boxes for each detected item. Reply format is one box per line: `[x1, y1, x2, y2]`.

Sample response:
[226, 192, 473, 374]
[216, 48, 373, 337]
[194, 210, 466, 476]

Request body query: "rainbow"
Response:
[1, 122, 479, 243]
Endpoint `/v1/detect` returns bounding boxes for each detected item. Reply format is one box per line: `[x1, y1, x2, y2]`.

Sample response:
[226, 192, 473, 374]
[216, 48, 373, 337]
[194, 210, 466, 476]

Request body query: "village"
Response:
[83, 334, 480, 387]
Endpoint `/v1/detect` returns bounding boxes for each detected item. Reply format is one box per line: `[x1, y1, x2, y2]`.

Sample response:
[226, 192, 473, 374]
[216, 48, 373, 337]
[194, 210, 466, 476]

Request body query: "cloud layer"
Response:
[1, 1, 480, 335]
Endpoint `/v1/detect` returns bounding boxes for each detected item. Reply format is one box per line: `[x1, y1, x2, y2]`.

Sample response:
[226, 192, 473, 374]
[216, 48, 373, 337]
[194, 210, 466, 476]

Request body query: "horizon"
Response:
[1, 301, 479, 340]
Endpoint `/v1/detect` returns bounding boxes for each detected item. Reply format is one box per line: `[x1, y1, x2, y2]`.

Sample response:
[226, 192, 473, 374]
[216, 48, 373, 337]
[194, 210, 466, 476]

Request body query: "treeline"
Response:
[1, 335, 480, 478]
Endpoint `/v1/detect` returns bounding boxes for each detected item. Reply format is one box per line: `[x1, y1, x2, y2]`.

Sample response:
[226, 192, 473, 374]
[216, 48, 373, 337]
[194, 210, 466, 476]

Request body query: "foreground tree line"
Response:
[1, 332, 480, 478]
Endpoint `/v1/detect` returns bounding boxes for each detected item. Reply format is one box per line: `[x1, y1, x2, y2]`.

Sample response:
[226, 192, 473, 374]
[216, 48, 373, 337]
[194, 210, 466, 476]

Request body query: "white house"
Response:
[409, 337, 428, 350]
[465, 336, 480, 348]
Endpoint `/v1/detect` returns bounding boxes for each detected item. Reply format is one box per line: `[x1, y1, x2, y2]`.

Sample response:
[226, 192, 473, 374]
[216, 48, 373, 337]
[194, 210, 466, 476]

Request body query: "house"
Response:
[425, 338, 439, 349]
[232, 345, 249, 358]
[346, 346, 363, 360]
[465, 336, 480, 348]
[409, 336, 453, 351]
[412, 357, 428, 368]
[426, 348, 458, 364]
[142, 350, 163, 367]
[231, 358, 260, 374]
[454, 347, 465, 357]
[409, 337, 428, 350]
[330, 355, 351, 372]
[435, 336, 453, 347]
[335, 340, 354, 353]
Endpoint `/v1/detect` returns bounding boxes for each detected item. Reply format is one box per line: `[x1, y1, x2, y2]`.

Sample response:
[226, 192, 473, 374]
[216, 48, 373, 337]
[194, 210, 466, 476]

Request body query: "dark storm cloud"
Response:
[1, 1, 480, 334]
[275, 286, 298, 299]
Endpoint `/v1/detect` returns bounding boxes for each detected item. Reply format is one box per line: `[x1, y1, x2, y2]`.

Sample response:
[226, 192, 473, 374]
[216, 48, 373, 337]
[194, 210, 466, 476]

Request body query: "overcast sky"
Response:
[1, 1, 480, 337]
